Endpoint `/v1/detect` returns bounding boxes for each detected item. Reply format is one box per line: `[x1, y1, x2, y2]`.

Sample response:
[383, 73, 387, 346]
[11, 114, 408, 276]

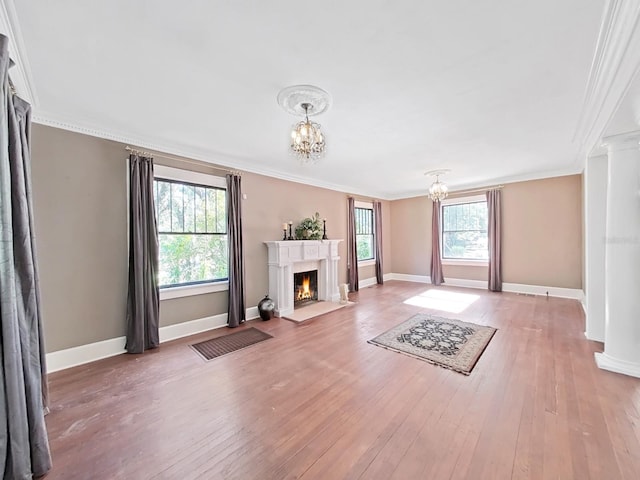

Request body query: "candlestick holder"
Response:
[282, 228, 287, 241]
[288, 223, 294, 240]
[322, 219, 328, 240]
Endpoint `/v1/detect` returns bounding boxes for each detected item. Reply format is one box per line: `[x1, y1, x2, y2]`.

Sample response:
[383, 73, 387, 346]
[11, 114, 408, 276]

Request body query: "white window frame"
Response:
[355, 200, 376, 266]
[440, 194, 488, 266]
[154, 165, 228, 300]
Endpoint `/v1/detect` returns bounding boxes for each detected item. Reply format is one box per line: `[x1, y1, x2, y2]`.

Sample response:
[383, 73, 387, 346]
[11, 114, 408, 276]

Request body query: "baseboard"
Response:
[386, 273, 584, 300]
[158, 313, 228, 343]
[443, 278, 486, 289]
[595, 352, 640, 378]
[246, 306, 260, 321]
[47, 305, 260, 373]
[386, 273, 432, 283]
[502, 283, 584, 300]
[359, 277, 378, 289]
[46, 336, 127, 374]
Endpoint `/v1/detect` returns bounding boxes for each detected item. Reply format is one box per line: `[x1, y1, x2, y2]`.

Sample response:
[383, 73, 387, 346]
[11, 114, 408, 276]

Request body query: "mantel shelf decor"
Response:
[295, 212, 323, 240]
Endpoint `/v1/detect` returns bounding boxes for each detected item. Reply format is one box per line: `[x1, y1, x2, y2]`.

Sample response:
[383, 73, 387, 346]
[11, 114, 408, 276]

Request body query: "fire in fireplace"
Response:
[294, 270, 318, 307]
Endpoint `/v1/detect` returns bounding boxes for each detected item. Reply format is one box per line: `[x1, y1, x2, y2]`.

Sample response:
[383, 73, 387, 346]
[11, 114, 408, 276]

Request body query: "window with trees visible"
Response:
[441, 197, 488, 261]
[355, 205, 375, 262]
[153, 169, 228, 288]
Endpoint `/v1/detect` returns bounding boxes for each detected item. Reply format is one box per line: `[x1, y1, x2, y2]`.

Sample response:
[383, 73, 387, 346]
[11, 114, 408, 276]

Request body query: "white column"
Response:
[595, 131, 640, 377]
[584, 155, 608, 342]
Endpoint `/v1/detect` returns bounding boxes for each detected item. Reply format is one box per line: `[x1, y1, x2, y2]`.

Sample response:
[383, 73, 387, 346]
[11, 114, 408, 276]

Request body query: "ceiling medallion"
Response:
[424, 169, 451, 202]
[277, 85, 331, 164]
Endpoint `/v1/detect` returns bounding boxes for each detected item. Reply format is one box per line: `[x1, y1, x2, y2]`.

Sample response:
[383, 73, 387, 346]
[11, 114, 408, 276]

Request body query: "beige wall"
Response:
[390, 195, 432, 275]
[389, 174, 583, 289]
[502, 175, 582, 288]
[31, 124, 390, 352]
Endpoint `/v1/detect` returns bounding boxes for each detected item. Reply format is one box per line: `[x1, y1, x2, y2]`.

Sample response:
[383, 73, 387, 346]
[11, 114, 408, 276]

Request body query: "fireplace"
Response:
[264, 240, 342, 317]
[294, 270, 318, 307]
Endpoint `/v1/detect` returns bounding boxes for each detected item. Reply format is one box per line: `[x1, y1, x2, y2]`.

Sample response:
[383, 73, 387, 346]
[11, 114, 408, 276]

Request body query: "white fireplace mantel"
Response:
[264, 240, 342, 317]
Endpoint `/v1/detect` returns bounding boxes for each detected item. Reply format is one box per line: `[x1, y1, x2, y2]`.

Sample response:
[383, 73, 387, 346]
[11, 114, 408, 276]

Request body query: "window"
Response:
[153, 166, 228, 289]
[355, 203, 375, 262]
[441, 195, 488, 261]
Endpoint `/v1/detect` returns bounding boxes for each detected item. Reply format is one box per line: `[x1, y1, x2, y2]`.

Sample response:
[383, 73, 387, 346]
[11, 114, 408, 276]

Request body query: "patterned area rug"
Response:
[190, 327, 272, 361]
[368, 313, 497, 375]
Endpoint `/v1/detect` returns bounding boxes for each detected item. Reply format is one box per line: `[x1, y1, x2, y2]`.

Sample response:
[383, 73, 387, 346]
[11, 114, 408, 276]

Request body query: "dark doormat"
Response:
[190, 327, 273, 361]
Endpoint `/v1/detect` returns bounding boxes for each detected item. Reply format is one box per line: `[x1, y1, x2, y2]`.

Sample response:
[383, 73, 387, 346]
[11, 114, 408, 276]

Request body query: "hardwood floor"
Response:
[44, 281, 640, 479]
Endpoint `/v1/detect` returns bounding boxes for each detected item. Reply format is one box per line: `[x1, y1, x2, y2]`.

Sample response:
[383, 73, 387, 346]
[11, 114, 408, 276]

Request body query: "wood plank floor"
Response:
[44, 282, 640, 479]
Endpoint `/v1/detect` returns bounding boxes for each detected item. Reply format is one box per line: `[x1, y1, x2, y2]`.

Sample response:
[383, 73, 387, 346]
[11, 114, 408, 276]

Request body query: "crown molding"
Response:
[574, 0, 640, 164]
[384, 165, 584, 200]
[32, 110, 390, 200]
[601, 128, 640, 151]
[0, 0, 38, 105]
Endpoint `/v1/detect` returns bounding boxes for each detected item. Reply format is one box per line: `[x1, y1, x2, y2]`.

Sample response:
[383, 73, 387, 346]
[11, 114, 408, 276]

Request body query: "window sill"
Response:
[441, 259, 488, 267]
[358, 259, 376, 267]
[160, 281, 229, 301]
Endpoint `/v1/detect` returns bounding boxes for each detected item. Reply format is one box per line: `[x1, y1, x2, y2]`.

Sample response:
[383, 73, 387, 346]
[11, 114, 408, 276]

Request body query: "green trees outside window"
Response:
[442, 201, 488, 260]
[154, 178, 228, 287]
[355, 207, 374, 261]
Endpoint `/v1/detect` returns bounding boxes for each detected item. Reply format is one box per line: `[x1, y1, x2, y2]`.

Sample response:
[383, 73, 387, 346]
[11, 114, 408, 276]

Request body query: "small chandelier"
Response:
[290, 103, 325, 163]
[278, 85, 331, 165]
[425, 170, 450, 202]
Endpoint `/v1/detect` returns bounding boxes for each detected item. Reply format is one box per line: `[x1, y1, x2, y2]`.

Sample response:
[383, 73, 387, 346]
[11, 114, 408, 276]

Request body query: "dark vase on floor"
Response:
[258, 295, 275, 321]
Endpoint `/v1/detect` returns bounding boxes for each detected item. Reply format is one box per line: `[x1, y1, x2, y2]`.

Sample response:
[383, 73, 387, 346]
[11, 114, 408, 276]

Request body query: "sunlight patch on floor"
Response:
[403, 289, 480, 314]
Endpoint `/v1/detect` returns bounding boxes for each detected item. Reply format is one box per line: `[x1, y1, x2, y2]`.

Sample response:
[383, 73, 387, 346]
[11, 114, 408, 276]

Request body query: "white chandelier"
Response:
[278, 85, 331, 165]
[425, 170, 450, 202]
[290, 103, 325, 163]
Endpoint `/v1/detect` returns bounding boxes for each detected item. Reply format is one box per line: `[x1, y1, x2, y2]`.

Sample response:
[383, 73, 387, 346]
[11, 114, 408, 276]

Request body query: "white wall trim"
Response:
[358, 277, 378, 289]
[386, 273, 584, 300]
[595, 352, 640, 378]
[0, 0, 39, 105]
[442, 259, 488, 267]
[502, 282, 584, 300]
[31, 109, 592, 203]
[444, 278, 487, 290]
[573, 0, 640, 161]
[46, 306, 260, 373]
[46, 336, 127, 374]
[246, 306, 260, 320]
[31, 110, 390, 200]
[386, 273, 432, 283]
[386, 167, 583, 201]
[357, 273, 394, 290]
[157, 313, 228, 344]
[358, 259, 376, 267]
[160, 281, 228, 300]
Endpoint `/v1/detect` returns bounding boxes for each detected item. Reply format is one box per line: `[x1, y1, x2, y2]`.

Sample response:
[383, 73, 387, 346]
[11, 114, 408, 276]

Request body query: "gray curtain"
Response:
[487, 189, 503, 292]
[374, 201, 384, 285]
[226, 174, 245, 328]
[430, 200, 444, 285]
[125, 153, 160, 353]
[0, 34, 52, 478]
[347, 197, 359, 292]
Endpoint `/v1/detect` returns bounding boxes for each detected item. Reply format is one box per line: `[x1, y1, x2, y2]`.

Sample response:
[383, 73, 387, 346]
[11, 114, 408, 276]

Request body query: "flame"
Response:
[296, 275, 313, 301]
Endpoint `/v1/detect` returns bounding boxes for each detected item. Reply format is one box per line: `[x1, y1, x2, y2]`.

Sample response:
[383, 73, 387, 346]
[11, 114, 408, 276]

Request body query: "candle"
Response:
[282, 223, 287, 230]
[323, 218, 327, 222]
[289, 221, 293, 225]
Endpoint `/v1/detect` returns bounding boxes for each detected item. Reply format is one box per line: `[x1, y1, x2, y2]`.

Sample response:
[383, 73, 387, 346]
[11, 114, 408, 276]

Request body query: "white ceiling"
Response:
[11, 0, 604, 199]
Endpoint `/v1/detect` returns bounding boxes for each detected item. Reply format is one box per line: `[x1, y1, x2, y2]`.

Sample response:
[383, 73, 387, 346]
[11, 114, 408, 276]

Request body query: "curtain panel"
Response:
[0, 33, 52, 478]
[374, 201, 384, 285]
[487, 189, 503, 292]
[347, 197, 359, 292]
[125, 153, 160, 353]
[226, 173, 246, 328]
[430, 200, 444, 285]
